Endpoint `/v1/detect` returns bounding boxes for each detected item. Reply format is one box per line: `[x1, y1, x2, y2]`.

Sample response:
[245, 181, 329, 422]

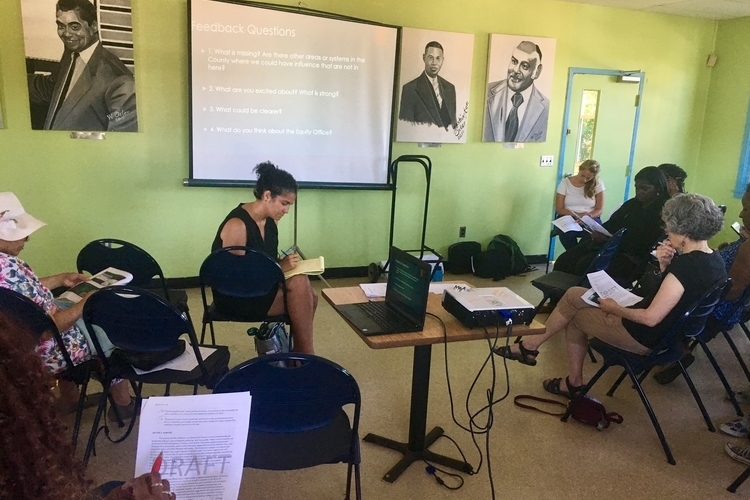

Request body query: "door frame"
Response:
[548, 67, 646, 263]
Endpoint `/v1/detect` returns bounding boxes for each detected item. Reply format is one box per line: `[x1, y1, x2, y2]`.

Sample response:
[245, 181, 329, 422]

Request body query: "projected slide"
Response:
[189, 0, 399, 187]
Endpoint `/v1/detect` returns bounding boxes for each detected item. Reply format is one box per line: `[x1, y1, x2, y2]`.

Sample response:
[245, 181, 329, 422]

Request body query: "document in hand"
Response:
[552, 215, 585, 233]
[58, 267, 133, 305]
[284, 256, 324, 279]
[581, 270, 642, 308]
[135, 393, 252, 500]
[569, 213, 613, 237]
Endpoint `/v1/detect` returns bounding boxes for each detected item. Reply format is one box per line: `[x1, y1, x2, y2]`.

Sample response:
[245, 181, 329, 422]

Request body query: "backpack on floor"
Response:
[472, 234, 534, 280]
[447, 241, 481, 274]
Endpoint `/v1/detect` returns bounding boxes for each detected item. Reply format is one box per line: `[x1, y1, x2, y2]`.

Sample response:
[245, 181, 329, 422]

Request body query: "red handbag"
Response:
[514, 394, 623, 431]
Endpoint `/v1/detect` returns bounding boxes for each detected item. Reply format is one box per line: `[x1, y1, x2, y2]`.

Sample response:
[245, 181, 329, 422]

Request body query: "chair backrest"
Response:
[77, 239, 169, 298]
[82, 285, 195, 355]
[714, 282, 750, 331]
[651, 277, 730, 354]
[213, 353, 360, 434]
[0, 287, 76, 368]
[583, 228, 627, 276]
[199, 246, 285, 299]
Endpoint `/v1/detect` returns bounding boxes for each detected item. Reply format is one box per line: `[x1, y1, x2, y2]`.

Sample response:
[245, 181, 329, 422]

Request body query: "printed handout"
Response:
[581, 270, 642, 308]
[135, 393, 252, 500]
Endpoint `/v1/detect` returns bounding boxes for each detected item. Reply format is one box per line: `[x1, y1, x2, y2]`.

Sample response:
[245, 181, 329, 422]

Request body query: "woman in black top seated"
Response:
[212, 162, 317, 354]
[496, 193, 726, 398]
[553, 166, 670, 284]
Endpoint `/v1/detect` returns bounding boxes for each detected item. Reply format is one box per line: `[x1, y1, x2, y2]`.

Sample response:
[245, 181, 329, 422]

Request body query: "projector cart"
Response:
[367, 155, 444, 283]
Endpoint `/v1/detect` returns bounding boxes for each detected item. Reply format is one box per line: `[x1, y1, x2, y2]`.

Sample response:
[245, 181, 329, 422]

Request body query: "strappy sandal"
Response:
[493, 341, 539, 366]
[543, 376, 584, 400]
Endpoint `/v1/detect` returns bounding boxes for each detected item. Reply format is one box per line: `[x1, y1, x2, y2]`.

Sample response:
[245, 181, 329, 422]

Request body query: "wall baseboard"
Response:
[163, 257, 548, 289]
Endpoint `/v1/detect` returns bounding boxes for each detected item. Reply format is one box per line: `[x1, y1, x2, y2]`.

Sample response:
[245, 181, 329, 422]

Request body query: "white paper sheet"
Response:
[359, 281, 471, 298]
[132, 345, 217, 375]
[552, 215, 584, 233]
[582, 270, 642, 308]
[135, 393, 251, 500]
[580, 215, 612, 237]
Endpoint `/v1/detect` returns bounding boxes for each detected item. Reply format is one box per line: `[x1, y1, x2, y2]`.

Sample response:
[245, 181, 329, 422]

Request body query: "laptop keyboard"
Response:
[356, 301, 415, 331]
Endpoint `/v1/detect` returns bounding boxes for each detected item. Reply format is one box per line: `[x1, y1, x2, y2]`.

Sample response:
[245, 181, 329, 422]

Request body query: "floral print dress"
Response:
[0, 252, 92, 374]
[714, 239, 747, 325]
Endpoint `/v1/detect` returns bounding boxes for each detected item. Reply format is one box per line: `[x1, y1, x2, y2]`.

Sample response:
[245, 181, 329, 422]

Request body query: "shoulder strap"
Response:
[604, 412, 624, 424]
[513, 395, 567, 416]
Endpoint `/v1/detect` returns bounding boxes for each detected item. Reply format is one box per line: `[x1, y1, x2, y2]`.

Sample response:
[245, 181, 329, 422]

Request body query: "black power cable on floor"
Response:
[424, 311, 514, 499]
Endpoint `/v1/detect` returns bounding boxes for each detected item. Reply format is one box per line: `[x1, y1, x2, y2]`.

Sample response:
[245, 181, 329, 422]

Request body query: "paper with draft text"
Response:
[135, 393, 251, 500]
[581, 270, 642, 308]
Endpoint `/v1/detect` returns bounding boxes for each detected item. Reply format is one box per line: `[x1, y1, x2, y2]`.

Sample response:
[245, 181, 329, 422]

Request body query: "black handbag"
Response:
[112, 339, 186, 371]
[514, 394, 623, 431]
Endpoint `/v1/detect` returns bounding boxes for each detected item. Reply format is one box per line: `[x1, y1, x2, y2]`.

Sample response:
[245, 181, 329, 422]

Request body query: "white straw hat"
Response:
[0, 192, 46, 241]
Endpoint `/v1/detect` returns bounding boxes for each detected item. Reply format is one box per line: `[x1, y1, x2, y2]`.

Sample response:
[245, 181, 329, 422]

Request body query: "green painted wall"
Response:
[694, 17, 750, 244]
[0, 0, 717, 277]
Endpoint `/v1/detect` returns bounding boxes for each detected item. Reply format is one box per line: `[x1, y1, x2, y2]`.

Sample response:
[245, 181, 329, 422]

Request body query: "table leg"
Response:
[363, 344, 473, 483]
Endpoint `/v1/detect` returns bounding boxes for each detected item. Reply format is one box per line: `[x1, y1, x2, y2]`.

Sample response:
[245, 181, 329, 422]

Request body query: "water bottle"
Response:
[432, 263, 443, 282]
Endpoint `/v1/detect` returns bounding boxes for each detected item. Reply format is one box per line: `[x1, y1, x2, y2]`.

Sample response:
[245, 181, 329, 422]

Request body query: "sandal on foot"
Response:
[543, 376, 584, 400]
[493, 341, 539, 366]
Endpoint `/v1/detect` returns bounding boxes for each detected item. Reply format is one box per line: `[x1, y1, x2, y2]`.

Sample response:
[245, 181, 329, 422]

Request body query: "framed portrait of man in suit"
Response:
[396, 28, 474, 144]
[483, 34, 556, 143]
[20, 0, 138, 132]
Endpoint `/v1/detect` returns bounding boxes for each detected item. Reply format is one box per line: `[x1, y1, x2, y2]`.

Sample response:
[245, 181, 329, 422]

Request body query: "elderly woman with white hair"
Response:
[0, 192, 133, 418]
[496, 193, 727, 398]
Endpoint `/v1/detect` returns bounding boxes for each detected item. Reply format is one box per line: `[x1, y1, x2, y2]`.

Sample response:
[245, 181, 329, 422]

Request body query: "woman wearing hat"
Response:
[0, 192, 133, 417]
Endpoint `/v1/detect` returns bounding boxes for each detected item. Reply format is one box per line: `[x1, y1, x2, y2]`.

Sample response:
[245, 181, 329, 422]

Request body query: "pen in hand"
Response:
[151, 451, 163, 474]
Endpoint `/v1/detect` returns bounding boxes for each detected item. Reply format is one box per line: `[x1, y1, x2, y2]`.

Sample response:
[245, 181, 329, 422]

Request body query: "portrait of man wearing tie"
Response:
[483, 39, 553, 143]
[26, 0, 137, 132]
[398, 41, 457, 130]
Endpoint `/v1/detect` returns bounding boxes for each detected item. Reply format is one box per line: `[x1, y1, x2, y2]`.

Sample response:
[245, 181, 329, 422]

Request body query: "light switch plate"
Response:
[540, 155, 554, 167]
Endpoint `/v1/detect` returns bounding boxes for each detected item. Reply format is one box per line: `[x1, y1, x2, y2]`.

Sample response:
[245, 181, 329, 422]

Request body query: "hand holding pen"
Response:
[654, 240, 677, 271]
[279, 247, 299, 273]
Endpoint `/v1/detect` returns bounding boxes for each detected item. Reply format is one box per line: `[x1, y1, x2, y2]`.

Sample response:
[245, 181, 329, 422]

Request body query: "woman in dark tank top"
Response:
[212, 162, 317, 354]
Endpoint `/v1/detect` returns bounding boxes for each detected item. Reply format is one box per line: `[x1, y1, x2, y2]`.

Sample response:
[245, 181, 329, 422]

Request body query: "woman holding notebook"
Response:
[555, 159, 605, 250]
[211, 162, 317, 354]
[495, 193, 726, 399]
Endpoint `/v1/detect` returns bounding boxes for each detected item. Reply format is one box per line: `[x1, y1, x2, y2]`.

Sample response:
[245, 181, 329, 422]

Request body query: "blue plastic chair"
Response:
[689, 283, 750, 417]
[561, 278, 729, 465]
[77, 238, 190, 320]
[532, 228, 628, 312]
[0, 287, 96, 449]
[82, 285, 230, 466]
[199, 246, 289, 344]
[213, 353, 361, 500]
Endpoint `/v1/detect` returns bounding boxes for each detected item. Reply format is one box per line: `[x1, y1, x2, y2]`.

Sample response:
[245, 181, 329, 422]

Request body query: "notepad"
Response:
[284, 256, 325, 279]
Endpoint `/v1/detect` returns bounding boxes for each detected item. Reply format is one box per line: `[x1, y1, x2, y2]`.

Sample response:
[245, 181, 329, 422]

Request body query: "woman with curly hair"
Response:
[0, 311, 174, 500]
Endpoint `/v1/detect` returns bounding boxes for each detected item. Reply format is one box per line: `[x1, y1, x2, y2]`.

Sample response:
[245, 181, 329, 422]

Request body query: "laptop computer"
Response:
[335, 247, 432, 336]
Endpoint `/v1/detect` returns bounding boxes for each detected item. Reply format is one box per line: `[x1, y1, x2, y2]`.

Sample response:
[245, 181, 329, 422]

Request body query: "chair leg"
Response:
[607, 369, 628, 397]
[698, 340, 744, 417]
[84, 382, 110, 467]
[728, 466, 750, 493]
[587, 347, 597, 363]
[723, 330, 750, 383]
[345, 462, 353, 500]
[679, 362, 716, 432]
[354, 463, 362, 500]
[625, 362, 676, 465]
[71, 370, 92, 450]
[741, 322, 750, 343]
[200, 320, 208, 344]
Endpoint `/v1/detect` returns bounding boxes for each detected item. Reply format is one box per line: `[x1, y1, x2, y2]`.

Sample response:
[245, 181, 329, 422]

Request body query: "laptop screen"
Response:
[385, 247, 432, 326]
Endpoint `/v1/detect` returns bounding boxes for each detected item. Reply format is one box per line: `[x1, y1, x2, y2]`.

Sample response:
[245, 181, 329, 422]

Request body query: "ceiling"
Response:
[554, 0, 750, 20]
